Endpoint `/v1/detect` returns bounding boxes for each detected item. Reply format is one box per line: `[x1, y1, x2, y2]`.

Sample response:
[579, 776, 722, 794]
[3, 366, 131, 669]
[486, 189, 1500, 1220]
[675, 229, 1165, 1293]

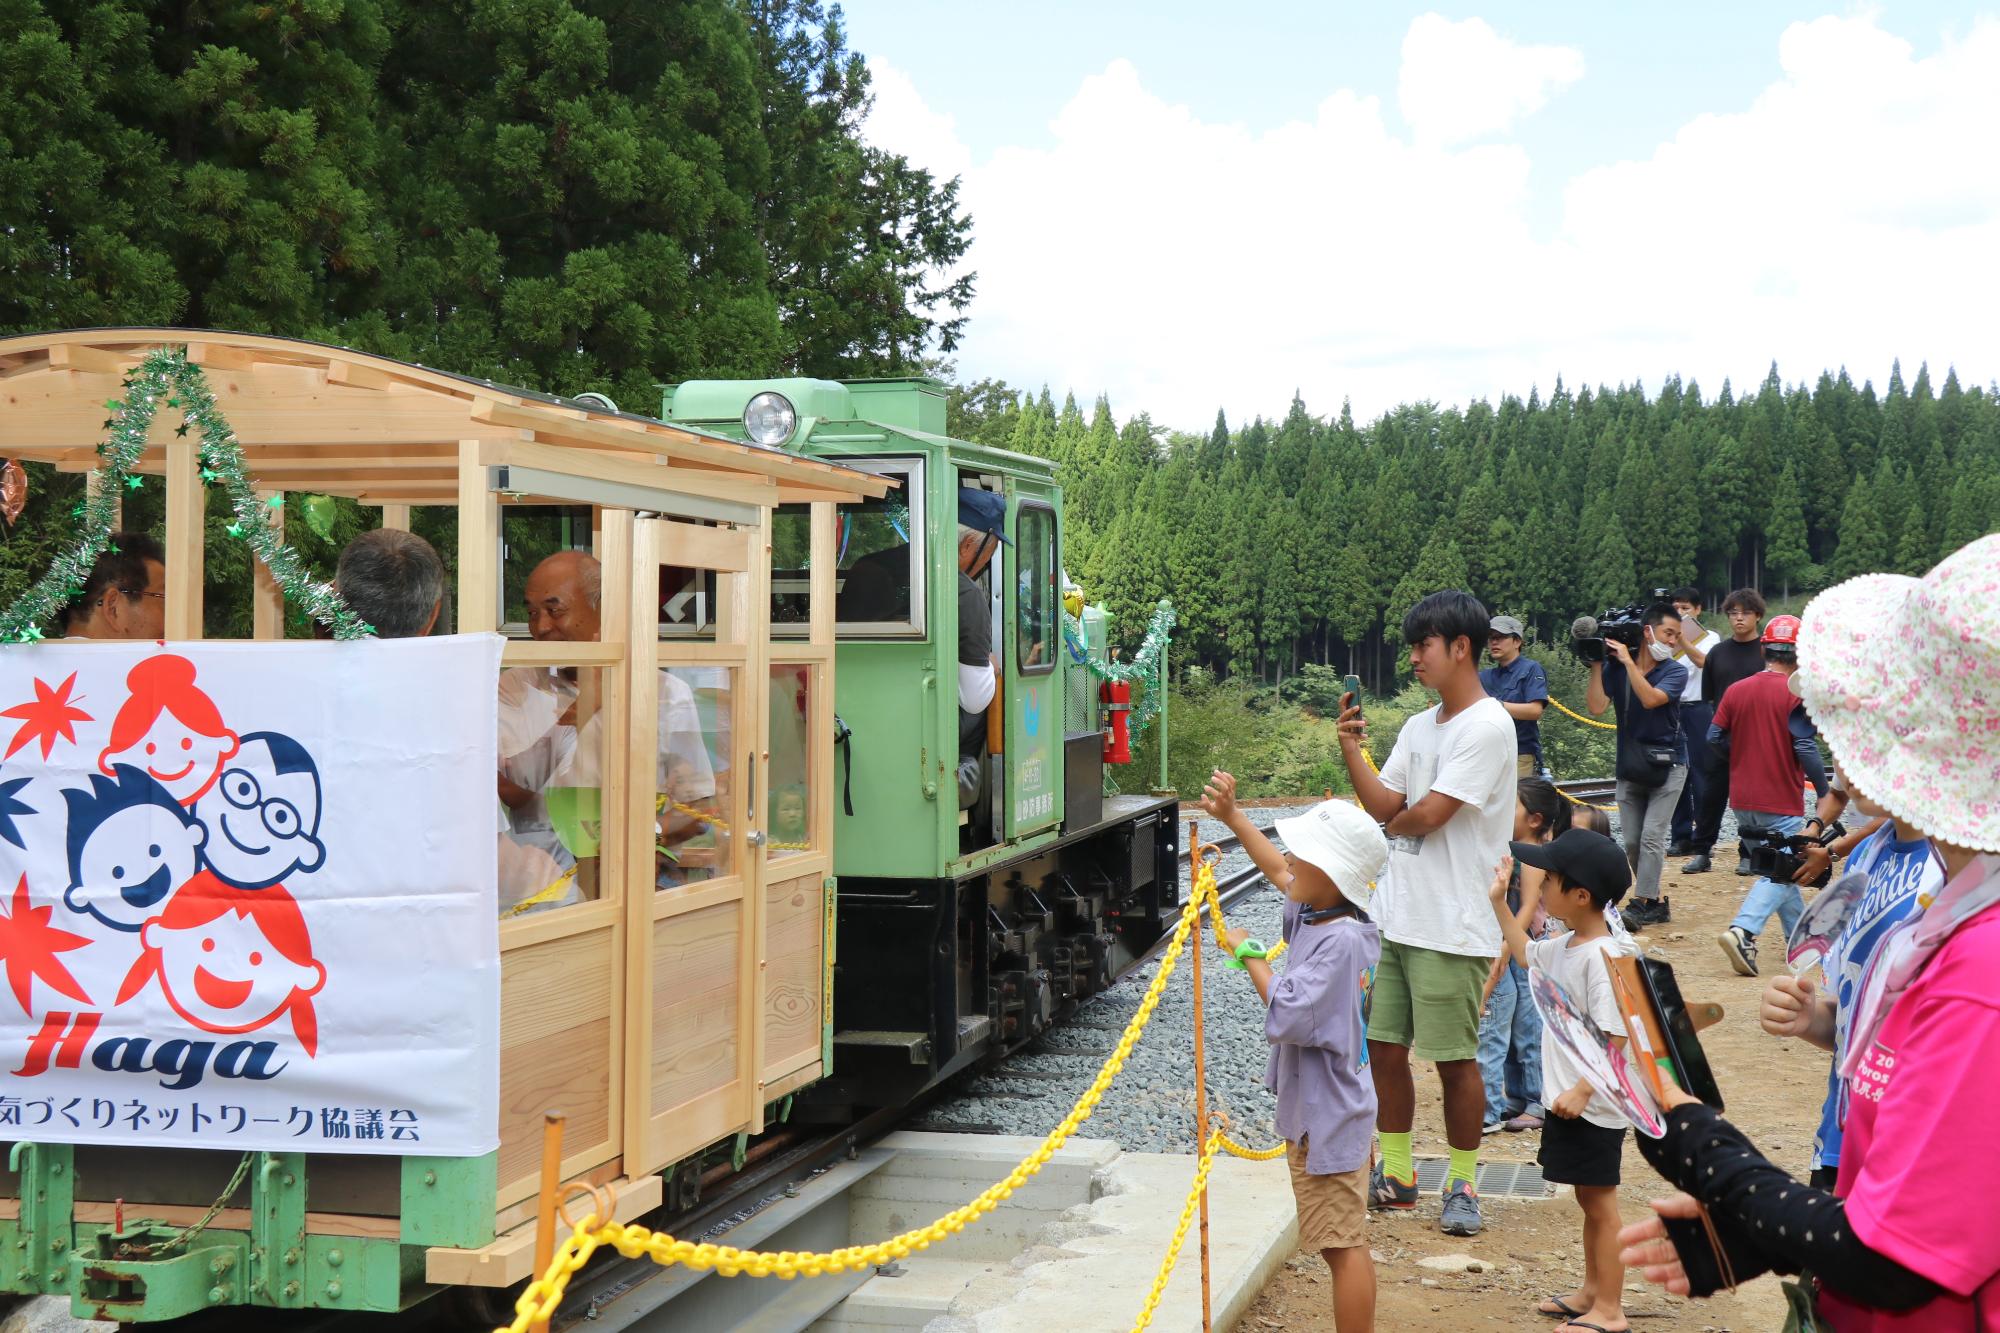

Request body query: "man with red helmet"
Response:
[1709, 614, 1831, 975]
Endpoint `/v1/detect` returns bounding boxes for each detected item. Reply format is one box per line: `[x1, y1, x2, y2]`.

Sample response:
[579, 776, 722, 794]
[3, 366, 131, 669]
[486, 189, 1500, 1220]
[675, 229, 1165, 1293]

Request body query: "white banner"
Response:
[0, 637, 502, 1156]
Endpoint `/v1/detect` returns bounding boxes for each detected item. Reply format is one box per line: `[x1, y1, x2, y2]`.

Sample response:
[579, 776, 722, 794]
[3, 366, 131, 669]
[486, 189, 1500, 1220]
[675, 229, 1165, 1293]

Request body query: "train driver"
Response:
[955, 488, 1009, 810]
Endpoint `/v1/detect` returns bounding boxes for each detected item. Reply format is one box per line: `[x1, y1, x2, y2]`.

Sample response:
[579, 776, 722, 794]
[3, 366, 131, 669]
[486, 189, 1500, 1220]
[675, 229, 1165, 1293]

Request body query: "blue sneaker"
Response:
[1440, 1180, 1484, 1236]
[1367, 1161, 1419, 1210]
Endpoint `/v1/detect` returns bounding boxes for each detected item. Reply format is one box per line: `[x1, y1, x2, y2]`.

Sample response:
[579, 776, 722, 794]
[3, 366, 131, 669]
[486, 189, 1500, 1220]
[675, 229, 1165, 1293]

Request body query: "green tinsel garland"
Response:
[1064, 598, 1175, 736]
[0, 347, 372, 643]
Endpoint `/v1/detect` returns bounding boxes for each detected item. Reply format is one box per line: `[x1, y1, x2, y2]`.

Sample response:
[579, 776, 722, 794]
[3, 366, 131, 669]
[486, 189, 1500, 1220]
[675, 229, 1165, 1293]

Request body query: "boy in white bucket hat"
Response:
[1201, 771, 1386, 1333]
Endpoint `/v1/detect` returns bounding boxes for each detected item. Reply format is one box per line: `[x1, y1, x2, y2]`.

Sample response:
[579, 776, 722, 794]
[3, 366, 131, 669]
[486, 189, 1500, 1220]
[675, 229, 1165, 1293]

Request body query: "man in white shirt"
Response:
[1668, 587, 1723, 856]
[1339, 590, 1516, 1238]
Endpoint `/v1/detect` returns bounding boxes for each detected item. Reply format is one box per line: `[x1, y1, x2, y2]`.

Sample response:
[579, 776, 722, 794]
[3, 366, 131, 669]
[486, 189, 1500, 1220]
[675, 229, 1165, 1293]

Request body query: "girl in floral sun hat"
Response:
[1615, 534, 2000, 1333]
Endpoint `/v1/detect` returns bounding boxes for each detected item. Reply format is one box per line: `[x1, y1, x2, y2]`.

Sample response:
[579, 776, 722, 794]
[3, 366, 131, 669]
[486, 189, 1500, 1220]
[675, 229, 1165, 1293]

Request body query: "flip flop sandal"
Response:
[1536, 1296, 1582, 1319]
[1555, 1322, 1628, 1333]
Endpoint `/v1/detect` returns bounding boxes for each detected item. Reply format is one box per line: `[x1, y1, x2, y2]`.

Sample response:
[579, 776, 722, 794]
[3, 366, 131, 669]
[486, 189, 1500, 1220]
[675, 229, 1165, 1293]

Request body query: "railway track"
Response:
[265, 781, 1617, 1332]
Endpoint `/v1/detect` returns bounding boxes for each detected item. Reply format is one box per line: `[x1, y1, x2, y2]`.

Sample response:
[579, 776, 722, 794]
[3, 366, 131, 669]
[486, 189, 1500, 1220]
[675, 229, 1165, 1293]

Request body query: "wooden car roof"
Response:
[0, 328, 891, 506]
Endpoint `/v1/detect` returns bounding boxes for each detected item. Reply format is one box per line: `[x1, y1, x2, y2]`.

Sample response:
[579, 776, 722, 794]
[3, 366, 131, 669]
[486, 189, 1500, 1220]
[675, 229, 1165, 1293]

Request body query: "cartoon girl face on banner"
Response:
[1528, 964, 1666, 1138]
[194, 733, 325, 889]
[99, 657, 239, 806]
[119, 876, 324, 1055]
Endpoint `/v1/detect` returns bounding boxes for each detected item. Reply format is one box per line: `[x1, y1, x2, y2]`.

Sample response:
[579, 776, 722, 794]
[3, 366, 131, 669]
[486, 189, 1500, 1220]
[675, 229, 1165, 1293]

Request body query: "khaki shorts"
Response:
[1287, 1139, 1368, 1251]
[1516, 753, 1537, 778]
[1366, 938, 1488, 1062]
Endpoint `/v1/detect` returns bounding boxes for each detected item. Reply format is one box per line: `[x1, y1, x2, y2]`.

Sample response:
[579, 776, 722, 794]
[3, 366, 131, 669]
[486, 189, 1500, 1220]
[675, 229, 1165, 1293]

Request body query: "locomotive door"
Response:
[1003, 494, 1063, 839]
[620, 512, 772, 1174]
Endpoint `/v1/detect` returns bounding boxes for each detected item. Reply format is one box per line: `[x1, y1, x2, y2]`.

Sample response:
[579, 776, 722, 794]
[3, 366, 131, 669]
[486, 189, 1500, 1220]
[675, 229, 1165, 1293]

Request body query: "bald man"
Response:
[496, 551, 718, 912]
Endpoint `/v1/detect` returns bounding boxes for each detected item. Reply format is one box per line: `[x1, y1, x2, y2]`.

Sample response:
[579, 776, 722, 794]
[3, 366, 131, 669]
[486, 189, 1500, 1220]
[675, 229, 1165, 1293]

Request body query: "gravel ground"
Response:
[923, 804, 1319, 1153]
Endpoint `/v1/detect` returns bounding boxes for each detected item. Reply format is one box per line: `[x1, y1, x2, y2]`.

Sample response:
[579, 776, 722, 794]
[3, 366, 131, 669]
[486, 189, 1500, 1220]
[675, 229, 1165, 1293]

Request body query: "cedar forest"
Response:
[5, 0, 1999, 791]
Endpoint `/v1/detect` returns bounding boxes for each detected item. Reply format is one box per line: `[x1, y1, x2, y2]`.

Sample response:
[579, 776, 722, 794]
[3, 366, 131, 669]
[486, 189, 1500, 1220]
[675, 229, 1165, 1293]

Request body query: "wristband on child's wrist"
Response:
[1224, 938, 1269, 970]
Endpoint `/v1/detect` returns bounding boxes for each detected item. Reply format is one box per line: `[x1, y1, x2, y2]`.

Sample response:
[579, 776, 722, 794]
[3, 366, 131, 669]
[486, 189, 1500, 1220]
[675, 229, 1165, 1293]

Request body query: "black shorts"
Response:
[1809, 1165, 1839, 1191]
[1538, 1114, 1626, 1188]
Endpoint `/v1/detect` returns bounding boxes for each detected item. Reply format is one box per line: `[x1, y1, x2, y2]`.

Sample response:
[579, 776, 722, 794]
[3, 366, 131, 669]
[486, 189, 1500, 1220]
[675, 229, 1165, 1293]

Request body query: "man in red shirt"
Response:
[1712, 615, 1829, 975]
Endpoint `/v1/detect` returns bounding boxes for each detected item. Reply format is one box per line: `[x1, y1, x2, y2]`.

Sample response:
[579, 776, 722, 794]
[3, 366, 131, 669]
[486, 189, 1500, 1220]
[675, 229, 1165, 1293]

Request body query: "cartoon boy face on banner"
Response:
[61, 766, 208, 931]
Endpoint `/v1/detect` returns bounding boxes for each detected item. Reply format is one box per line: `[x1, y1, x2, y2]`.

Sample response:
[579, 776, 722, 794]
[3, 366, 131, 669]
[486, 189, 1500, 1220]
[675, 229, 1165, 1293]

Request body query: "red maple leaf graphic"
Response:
[2, 673, 93, 761]
[0, 876, 92, 1014]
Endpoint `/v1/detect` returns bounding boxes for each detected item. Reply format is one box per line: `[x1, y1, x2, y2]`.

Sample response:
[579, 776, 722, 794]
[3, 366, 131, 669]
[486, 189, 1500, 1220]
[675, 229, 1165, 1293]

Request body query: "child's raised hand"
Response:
[1199, 770, 1238, 823]
[1487, 855, 1514, 905]
[1759, 974, 1817, 1039]
[1221, 926, 1251, 953]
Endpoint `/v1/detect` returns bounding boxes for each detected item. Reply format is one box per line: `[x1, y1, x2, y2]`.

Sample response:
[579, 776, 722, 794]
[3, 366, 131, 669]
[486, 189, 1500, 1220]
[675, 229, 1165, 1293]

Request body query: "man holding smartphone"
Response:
[1479, 615, 1549, 778]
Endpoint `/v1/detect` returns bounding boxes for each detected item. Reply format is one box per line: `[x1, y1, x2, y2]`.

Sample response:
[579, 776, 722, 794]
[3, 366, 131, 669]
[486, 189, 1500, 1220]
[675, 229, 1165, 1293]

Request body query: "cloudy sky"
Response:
[849, 3, 2000, 430]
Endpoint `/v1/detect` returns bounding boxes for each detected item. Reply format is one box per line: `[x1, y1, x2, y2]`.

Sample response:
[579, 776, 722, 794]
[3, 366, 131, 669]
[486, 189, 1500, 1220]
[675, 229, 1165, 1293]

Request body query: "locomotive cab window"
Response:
[1015, 503, 1057, 675]
[828, 458, 926, 637]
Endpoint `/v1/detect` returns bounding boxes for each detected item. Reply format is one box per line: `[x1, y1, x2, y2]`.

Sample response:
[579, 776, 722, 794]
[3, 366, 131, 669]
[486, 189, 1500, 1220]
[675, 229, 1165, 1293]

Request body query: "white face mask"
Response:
[1648, 641, 1674, 662]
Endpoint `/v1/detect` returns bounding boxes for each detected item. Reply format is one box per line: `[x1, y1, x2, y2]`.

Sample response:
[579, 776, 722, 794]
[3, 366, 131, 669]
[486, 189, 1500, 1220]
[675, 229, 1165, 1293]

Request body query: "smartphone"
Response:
[1639, 957, 1724, 1110]
[1342, 674, 1364, 715]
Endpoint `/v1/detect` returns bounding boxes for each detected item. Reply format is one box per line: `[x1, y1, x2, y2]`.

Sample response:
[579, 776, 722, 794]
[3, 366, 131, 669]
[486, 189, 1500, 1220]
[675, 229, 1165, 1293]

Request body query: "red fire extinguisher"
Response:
[1100, 678, 1132, 764]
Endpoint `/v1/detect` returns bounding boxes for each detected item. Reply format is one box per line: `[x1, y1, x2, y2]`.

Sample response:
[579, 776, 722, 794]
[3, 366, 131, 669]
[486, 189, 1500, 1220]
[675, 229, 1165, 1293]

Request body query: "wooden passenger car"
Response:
[0, 329, 889, 1319]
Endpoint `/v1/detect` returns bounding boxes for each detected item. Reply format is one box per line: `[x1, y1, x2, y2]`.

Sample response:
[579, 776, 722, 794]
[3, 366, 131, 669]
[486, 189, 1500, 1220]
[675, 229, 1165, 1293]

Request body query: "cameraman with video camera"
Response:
[1711, 615, 1831, 976]
[1582, 601, 1687, 929]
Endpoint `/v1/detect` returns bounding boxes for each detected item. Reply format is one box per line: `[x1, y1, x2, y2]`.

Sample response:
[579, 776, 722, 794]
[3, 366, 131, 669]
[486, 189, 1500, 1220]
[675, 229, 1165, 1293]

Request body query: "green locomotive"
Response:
[662, 376, 1183, 1109]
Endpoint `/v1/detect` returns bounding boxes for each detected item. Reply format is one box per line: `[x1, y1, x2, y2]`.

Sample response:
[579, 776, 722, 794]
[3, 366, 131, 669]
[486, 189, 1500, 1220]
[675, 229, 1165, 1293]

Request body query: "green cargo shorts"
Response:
[1366, 938, 1489, 1062]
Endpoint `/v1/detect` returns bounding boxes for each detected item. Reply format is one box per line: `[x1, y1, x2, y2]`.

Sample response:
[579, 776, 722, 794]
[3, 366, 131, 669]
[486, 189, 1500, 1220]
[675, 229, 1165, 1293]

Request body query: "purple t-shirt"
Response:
[1265, 902, 1382, 1174]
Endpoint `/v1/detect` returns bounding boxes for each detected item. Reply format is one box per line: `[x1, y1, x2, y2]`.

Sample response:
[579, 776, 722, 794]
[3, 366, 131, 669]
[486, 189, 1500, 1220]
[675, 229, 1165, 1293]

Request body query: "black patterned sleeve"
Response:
[1634, 1104, 1941, 1310]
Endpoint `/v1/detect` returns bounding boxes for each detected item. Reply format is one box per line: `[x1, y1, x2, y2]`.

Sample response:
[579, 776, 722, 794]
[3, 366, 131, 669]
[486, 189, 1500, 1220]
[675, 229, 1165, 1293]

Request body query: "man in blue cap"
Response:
[955, 488, 1010, 810]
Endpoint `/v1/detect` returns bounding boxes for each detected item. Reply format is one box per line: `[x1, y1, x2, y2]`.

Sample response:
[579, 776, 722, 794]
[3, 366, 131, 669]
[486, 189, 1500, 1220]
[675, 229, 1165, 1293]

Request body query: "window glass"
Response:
[655, 666, 734, 887]
[771, 506, 812, 627]
[1016, 505, 1057, 675]
[500, 507, 593, 634]
[768, 664, 813, 857]
[497, 664, 609, 916]
[832, 460, 925, 635]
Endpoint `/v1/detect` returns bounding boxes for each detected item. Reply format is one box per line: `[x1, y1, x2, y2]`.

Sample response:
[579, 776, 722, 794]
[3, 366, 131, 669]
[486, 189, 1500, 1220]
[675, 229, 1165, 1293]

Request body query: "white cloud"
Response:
[864, 57, 972, 182]
[861, 15, 2000, 432]
[1397, 14, 1584, 147]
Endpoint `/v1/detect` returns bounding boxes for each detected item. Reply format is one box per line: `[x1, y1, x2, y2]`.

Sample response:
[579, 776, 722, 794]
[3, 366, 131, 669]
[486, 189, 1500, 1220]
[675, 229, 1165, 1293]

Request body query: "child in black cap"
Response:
[1488, 828, 1634, 1333]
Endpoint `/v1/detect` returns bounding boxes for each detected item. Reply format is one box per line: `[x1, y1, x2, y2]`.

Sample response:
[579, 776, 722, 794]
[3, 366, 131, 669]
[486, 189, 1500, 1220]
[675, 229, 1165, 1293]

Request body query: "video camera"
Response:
[1742, 822, 1846, 889]
[1570, 589, 1673, 664]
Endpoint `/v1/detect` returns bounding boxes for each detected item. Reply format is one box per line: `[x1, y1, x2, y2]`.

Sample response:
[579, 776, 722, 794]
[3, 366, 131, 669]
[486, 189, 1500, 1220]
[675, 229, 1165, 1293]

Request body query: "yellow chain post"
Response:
[1131, 1130, 1222, 1332]
[1186, 821, 1214, 1333]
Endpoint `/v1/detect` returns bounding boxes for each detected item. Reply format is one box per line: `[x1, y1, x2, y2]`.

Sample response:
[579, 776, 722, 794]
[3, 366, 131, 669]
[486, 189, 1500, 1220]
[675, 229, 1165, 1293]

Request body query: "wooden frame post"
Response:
[164, 430, 204, 639]
[379, 503, 411, 531]
[253, 490, 285, 639]
[456, 442, 497, 633]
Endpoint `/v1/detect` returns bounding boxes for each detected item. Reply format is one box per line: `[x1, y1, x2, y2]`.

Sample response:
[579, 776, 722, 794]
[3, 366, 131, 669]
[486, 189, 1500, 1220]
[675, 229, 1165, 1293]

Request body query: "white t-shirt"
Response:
[1678, 630, 1723, 702]
[1527, 932, 1633, 1129]
[1372, 696, 1515, 957]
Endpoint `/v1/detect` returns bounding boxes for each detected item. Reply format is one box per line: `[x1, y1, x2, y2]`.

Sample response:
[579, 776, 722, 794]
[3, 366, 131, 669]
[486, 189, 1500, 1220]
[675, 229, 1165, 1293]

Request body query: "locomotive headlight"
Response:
[743, 391, 797, 447]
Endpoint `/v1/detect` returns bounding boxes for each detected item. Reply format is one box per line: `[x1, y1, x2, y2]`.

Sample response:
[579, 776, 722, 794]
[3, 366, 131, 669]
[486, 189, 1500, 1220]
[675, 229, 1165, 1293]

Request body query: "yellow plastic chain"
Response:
[1546, 696, 1617, 731]
[495, 862, 1222, 1333]
[1214, 1131, 1288, 1162]
[660, 796, 810, 852]
[1130, 1129, 1222, 1331]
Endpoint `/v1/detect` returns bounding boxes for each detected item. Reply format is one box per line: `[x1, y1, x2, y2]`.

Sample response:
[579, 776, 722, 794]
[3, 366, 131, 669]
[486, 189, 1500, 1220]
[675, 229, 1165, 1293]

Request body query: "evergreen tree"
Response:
[1386, 535, 1470, 676]
[1829, 474, 1890, 582]
[1765, 461, 1812, 598]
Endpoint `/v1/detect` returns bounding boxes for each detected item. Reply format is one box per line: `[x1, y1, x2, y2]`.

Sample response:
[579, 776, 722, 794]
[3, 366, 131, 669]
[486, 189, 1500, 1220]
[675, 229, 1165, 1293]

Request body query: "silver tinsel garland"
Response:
[0, 347, 371, 642]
